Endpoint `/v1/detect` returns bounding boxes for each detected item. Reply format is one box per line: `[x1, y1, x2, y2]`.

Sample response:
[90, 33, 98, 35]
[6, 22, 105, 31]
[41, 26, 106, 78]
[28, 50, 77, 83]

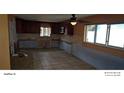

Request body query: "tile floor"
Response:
[11, 48, 96, 70]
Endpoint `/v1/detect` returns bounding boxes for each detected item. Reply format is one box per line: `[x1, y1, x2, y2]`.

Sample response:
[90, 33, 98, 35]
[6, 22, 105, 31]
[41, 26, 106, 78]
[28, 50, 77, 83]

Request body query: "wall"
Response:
[16, 18, 63, 48]
[16, 18, 41, 33]
[0, 15, 10, 69]
[67, 14, 124, 58]
[83, 14, 124, 24]
[16, 18, 74, 35]
[60, 22, 83, 53]
[60, 14, 124, 69]
[82, 14, 124, 58]
[16, 18, 59, 34]
[8, 15, 17, 55]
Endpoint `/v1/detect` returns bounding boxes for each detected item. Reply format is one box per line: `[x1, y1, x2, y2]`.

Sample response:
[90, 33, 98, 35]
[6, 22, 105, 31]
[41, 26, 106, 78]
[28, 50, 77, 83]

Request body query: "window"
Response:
[86, 25, 96, 43]
[85, 23, 124, 49]
[40, 27, 51, 37]
[109, 24, 124, 48]
[96, 24, 107, 44]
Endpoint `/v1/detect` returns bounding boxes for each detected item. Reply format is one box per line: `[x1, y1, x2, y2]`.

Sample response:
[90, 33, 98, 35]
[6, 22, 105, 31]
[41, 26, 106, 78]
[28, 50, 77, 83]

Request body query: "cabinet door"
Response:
[67, 24, 74, 35]
[16, 18, 23, 33]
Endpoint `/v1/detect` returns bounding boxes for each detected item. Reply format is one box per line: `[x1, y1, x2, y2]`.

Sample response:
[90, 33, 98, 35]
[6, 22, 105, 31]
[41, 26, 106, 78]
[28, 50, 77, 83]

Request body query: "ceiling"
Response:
[15, 14, 92, 22]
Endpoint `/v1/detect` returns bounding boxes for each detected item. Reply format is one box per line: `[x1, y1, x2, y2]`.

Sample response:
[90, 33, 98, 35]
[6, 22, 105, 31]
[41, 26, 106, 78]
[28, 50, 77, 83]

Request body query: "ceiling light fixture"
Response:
[70, 14, 77, 26]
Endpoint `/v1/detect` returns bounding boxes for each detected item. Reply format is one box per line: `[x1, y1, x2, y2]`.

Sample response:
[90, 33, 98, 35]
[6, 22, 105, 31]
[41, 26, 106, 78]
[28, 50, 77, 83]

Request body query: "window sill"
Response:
[84, 42, 124, 51]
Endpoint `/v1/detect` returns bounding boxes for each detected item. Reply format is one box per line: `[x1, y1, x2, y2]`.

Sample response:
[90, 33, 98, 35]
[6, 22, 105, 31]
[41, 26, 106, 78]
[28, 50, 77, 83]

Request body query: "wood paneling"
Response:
[67, 23, 74, 35]
[74, 14, 124, 58]
[51, 23, 61, 34]
[16, 18, 23, 33]
[16, 18, 74, 35]
[83, 43, 124, 58]
[82, 14, 124, 24]
[59, 22, 74, 35]
[73, 23, 84, 44]
[16, 18, 41, 33]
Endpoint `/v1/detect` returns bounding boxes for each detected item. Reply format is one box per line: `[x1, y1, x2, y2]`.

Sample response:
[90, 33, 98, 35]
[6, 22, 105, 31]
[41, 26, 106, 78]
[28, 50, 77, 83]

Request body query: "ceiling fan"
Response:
[69, 14, 91, 26]
[70, 14, 77, 25]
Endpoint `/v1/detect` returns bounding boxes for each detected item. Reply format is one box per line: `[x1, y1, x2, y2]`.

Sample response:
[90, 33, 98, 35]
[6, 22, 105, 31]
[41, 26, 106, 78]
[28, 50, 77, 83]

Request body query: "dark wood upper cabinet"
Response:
[59, 22, 74, 35]
[67, 23, 74, 35]
[16, 18, 74, 35]
[51, 23, 60, 34]
[16, 18, 23, 33]
[23, 21, 40, 33]
[16, 18, 41, 33]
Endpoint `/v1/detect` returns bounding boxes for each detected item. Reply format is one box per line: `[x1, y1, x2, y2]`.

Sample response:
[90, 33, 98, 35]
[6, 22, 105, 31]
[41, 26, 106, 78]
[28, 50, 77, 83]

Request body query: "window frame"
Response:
[85, 24, 96, 44]
[40, 27, 51, 37]
[108, 23, 124, 48]
[95, 24, 108, 45]
[84, 23, 124, 50]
